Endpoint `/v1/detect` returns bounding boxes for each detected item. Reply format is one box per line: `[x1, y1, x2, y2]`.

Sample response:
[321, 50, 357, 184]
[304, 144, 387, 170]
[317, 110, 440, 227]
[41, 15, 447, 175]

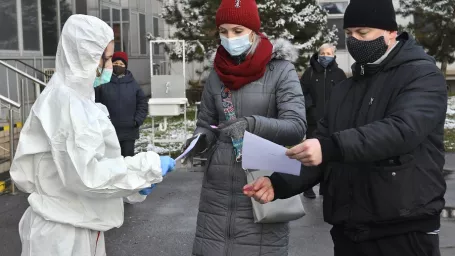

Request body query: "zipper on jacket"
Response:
[360, 65, 365, 76]
[225, 91, 241, 256]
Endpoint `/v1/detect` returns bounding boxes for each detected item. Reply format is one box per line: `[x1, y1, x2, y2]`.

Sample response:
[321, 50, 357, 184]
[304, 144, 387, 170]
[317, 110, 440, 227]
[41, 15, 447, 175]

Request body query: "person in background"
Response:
[300, 43, 347, 198]
[183, 0, 306, 255]
[245, 0, 447, 255]
[95, 51, 148, 157]
[10, 15, 175, 256]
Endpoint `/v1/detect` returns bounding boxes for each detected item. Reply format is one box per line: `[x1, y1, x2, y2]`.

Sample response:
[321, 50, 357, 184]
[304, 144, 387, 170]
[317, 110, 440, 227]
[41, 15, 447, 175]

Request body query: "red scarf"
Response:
[214, 34, 273, 90]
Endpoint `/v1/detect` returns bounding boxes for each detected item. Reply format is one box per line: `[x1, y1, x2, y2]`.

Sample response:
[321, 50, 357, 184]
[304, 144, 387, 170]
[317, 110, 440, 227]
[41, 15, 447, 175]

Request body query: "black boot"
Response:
[303, 188, 316, 199]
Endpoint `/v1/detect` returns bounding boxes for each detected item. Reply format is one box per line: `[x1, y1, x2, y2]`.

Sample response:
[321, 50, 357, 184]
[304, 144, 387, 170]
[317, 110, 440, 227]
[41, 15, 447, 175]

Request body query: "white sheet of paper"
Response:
[242, 131, 301, 176]
[175, 134, 201, 161]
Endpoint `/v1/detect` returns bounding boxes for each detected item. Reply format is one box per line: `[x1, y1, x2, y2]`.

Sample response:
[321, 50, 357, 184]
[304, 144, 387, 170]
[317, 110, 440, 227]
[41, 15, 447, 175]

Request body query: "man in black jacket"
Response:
[95, 52, 148, 157]
[244, 0, 447, 255]
[301, 43, 347, 198]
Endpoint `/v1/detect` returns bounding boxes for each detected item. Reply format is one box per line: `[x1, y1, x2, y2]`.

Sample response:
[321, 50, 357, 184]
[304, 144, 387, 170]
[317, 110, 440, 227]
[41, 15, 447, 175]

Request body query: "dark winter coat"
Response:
[192, 39, 306, 256]
[270, 33, 447, 242]
[95, 71, 148, 141]
[300, 53, 346, 128]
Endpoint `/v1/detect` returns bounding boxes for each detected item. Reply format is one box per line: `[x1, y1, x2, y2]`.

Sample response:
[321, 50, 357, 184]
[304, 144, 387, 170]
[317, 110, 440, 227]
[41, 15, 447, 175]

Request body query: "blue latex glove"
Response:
[160, 156, 176, 176]
[139, 184, 156, 195]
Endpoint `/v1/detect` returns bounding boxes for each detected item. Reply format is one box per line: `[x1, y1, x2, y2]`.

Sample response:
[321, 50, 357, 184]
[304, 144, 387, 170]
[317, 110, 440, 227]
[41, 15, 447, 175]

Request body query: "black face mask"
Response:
[347, 36, 389, 64]
[113, 66, 126, 75]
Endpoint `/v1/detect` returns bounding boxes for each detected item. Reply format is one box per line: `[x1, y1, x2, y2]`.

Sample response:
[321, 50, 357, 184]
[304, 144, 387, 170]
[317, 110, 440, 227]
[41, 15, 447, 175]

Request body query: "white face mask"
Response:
[220, 33, 252, 56]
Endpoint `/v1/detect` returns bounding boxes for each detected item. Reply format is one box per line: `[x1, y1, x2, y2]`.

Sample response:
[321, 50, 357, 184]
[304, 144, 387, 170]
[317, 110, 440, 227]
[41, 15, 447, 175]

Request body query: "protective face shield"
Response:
[220, 33, 252, 56]
[93, 67, 113, 88]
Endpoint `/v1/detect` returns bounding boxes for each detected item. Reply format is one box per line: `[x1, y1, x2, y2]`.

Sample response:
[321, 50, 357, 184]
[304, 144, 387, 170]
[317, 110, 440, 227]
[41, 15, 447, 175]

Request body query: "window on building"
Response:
[22, 0, 40, 51]
[128, 10, 146, 56]
[113, 9, 122, 51]
[102, 4, 129, 53]
[153, 17, 160, 54]
[327, 18, 345, 50]
[121, 0, 129, 53]
[320, 2, 348, 14]
[0, 0, 19, 50]
[122, 8, 129, 54]
[60, 0, 73, 30]
[41, 0, 74, 56]
[130, 12, 139, 55]
[102, 6, 110, 23]
[139, 14, 146, 54]
[319, 0, 348, 50]
[122, 8, 129, 21]
[42, 0, 59, 55]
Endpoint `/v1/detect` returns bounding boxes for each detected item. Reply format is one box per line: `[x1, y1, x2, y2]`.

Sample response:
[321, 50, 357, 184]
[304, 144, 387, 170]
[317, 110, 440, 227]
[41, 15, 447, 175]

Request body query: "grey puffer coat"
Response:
[192, 39, 307, 256]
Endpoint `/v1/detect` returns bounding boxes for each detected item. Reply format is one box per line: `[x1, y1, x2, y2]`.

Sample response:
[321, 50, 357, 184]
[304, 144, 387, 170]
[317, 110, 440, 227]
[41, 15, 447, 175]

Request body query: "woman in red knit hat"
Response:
[184, 0, 307, 255]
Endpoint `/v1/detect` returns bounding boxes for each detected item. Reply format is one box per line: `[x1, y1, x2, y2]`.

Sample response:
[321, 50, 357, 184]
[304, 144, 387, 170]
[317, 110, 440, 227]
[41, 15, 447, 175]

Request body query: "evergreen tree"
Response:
[397, 0, 455, 76]
[161, 0, 337, 71]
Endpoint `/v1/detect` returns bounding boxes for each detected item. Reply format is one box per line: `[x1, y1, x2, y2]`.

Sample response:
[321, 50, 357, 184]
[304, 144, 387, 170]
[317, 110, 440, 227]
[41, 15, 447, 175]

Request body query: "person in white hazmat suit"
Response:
[9, 14, 175, 256]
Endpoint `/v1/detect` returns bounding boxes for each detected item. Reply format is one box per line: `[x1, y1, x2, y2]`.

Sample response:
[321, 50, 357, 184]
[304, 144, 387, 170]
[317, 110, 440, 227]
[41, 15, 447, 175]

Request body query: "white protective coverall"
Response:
[10, 14, 163, 256]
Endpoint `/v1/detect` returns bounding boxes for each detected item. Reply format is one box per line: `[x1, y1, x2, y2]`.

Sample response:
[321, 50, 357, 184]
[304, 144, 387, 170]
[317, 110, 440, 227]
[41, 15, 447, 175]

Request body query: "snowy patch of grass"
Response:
[445, 129, 455, 152]
[135, 99, 455, 153]
[135, 106, 197, 156]
[445, 97, 455, 152]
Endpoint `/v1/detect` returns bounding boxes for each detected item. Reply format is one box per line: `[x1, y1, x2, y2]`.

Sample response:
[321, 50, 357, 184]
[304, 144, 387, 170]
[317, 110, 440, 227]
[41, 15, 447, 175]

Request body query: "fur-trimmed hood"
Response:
[208, 38, 298, 67]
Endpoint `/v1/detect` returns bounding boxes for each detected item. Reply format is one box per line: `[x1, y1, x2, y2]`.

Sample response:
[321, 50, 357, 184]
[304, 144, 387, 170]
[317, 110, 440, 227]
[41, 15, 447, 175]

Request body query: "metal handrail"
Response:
[0, 74, 22, 195]
[0, 60, 47, 87]
[0, 95, 20, 195]
[0, 95, 20, 109]
[0, 59, 50, 80]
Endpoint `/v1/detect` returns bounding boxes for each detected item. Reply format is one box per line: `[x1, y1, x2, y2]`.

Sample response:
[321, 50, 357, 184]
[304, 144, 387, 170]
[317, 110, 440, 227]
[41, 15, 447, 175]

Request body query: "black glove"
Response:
[181, 133, 207, 163]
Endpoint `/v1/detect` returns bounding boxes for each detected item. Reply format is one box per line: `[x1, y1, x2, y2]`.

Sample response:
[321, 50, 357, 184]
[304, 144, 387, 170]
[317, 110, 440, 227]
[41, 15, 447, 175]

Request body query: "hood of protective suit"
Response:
[54, 15, 114, 99]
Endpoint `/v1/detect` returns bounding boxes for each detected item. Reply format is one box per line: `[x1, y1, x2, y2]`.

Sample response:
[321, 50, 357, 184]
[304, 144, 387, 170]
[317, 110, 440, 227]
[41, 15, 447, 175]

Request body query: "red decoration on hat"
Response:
[216, 0, 261, 33]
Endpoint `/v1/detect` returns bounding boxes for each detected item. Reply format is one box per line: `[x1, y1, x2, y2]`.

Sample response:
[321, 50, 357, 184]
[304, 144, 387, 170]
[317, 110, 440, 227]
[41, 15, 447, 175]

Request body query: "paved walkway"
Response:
[444, 154, 455, 208]
[1, 171, 454, 256]
[445, 153, 455, 172]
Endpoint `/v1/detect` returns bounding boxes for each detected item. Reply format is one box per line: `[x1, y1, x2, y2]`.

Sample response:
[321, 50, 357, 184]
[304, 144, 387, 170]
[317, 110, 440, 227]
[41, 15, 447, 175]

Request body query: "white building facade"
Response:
[0, 0, 169, 103]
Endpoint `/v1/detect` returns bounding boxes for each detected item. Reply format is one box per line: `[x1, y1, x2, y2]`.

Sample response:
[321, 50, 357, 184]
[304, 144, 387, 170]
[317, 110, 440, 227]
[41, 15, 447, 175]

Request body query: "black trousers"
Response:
[120, 140, 135, 157]
[331, 226, 440, 256]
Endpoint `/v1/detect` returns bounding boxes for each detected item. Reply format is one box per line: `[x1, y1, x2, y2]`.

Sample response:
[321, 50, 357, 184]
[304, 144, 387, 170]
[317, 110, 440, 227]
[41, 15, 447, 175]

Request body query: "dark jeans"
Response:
[120, 140, 135, 157]
[331, 226, 440, 256]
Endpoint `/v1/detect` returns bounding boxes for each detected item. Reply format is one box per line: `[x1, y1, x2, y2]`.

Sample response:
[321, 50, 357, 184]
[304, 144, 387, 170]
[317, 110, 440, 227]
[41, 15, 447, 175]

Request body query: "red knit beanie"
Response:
[112, 51, 128, 68]
[216, 0, 261, 33]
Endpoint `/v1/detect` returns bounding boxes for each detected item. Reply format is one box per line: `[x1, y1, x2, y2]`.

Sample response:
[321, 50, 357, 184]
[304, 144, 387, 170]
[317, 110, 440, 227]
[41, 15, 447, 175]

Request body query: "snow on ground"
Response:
[135, 99, 455, 153]
[135, 106, 197, 155]
[446, 97, 455, 129]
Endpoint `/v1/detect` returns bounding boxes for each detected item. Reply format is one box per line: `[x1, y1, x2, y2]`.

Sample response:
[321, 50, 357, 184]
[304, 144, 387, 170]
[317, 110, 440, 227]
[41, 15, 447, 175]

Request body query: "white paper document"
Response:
[175, 134, 201, 161]
[242, 131, 301, 176]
